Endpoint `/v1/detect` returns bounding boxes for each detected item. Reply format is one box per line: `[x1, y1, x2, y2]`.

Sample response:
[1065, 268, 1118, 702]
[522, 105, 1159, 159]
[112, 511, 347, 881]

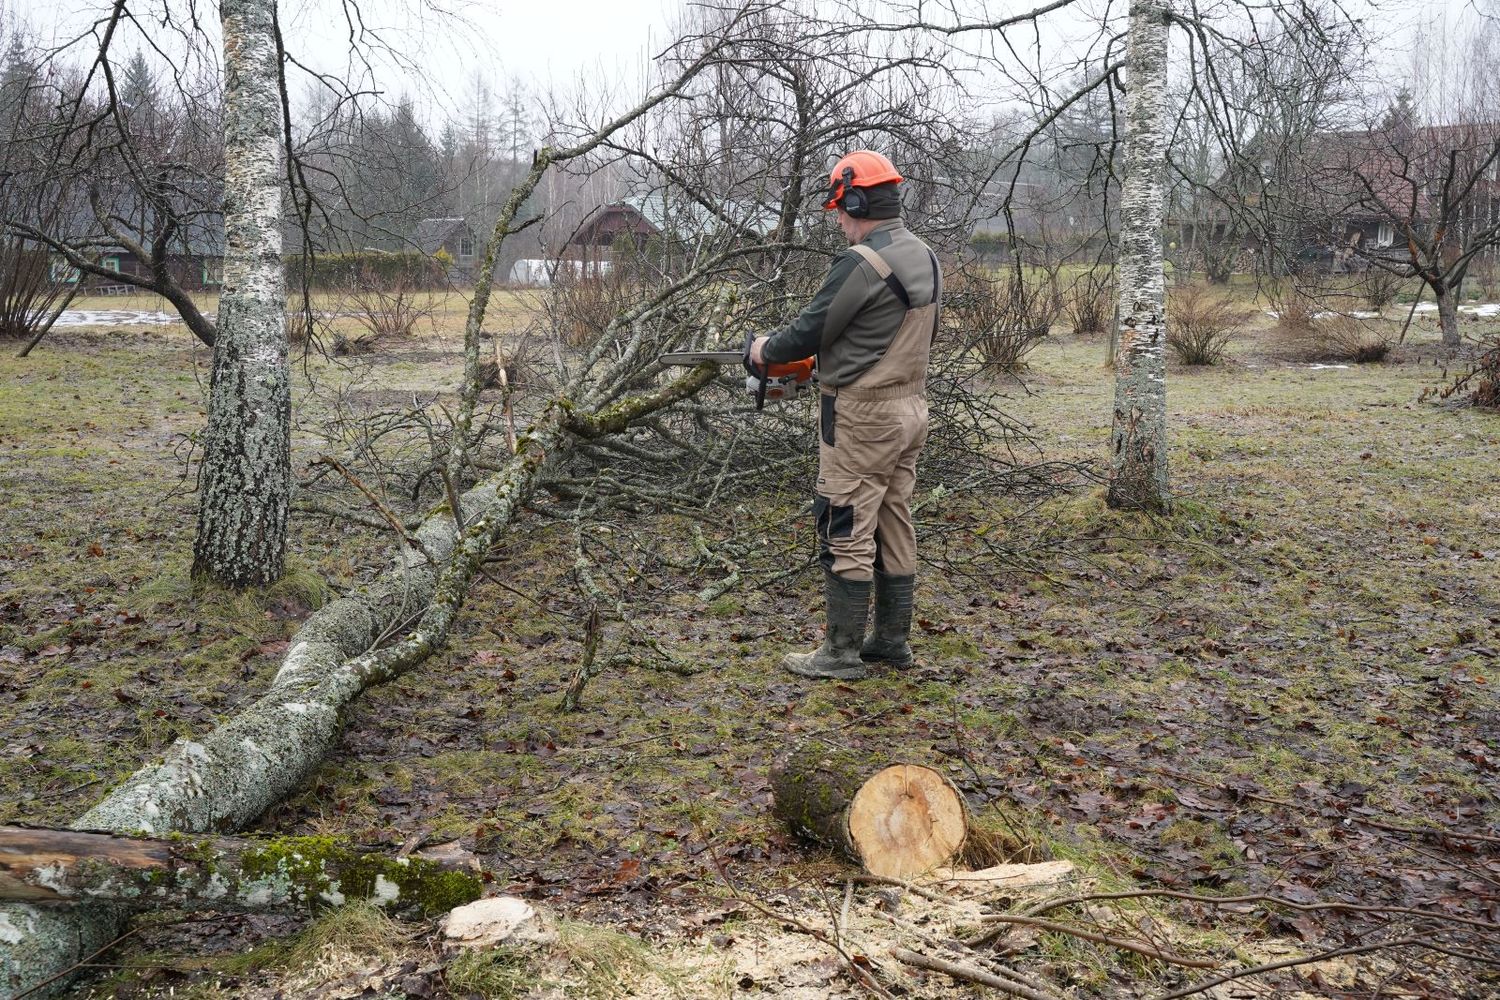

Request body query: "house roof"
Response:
[625, 191, 785, 239]
[566, 203, 659, 248]
[26, 178, 224, 257]
[413, 217, 471, 254]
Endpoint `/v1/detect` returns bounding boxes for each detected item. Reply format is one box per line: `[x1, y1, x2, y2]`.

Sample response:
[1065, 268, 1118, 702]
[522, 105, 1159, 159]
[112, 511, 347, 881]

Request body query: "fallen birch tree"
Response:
[0, 825, 482, 916]
[0, 353, 727, 998]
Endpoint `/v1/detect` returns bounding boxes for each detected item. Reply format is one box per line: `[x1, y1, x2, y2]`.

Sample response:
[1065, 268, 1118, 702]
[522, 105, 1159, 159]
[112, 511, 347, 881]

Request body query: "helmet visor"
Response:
[821, 177, 845, 211]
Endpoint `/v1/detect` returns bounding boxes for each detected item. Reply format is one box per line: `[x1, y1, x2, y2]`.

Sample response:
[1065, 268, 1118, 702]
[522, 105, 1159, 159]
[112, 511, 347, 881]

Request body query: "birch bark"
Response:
[1107, 0, 1172, 512]
[191, 0, 290, 586]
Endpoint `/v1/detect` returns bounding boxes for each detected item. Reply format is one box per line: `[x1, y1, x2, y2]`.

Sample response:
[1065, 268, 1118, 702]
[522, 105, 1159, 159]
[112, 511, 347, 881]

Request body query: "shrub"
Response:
[1473, 266, 1500, 304]
[968, 232, 1010, 262]
[283, 301, 338, 347]
[285, 250, 444, 291]
[1313, 314, 1391, 362]
[1166, 285, 1250, 365]
[543, 266, 643, 349]
[1424, 334, 1500, 406]
[0, 239, 69, 341]
[945, 267, 1057, 371]
[1265, 281, 1318, 334]
[1358, 267, 1404, 312]
[348, 264, 435, 340]
[284, 310, 312, 346]
[1064, 268, 1114, 337]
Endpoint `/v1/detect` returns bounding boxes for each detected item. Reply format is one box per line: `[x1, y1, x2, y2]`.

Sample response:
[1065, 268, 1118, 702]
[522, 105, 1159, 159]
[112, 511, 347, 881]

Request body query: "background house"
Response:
[414, 217, 479, 282]
[559, 202, 659, 277]
[50, 199, 224, 293]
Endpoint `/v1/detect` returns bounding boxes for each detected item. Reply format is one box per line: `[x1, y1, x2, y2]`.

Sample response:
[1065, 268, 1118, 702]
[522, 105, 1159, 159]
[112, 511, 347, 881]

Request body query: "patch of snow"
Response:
[1406, 301, 1500, 317]
[54, 309, 184, 327]
[1264, 309, 1380, 320]
[1306, 363, 1351, 370]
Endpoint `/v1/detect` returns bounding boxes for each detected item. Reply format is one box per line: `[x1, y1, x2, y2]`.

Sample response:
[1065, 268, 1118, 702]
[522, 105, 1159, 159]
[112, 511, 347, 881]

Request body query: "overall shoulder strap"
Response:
[927, 248, 942, 340]
[847, 243, 911, 309]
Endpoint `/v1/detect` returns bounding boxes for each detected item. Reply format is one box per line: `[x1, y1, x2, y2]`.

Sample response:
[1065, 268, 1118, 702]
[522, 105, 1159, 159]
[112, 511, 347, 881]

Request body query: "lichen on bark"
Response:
[191, 0, 290, 587]
[1107, 0, 1172, 513]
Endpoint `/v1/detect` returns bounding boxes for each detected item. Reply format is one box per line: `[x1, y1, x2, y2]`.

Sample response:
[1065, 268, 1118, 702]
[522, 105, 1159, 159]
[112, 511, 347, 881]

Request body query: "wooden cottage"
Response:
[414, 217, 479, 282]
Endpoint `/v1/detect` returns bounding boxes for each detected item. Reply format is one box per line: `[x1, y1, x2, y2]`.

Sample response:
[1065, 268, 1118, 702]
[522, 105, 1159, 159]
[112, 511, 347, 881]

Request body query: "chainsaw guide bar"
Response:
[657, 351, 745, 366]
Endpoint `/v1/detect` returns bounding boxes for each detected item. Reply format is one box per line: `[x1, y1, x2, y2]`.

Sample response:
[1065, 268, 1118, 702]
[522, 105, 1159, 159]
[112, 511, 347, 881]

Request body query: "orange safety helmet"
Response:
[822, 150, 904, 216]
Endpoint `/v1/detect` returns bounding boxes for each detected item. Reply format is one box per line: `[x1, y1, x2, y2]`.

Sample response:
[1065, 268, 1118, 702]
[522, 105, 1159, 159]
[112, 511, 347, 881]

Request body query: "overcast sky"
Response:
[4, 0, 1483, 128]
[10, 0, 682, 121]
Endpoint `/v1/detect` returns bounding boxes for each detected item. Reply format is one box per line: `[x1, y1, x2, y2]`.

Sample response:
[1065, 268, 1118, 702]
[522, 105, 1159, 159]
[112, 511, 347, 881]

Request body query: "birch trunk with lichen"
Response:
[1107, 0, 1172, 512]
[191, 0, 290, 586]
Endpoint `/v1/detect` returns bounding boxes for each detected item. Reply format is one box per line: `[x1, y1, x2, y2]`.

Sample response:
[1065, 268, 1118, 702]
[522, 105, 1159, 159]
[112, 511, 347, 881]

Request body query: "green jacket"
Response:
[762, 219, 939, 388]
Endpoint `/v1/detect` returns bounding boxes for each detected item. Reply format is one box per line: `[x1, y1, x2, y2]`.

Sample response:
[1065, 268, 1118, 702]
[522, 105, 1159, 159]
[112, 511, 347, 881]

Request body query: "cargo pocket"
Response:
[820, 393, 836, 447]
[815, 476, 859, 571]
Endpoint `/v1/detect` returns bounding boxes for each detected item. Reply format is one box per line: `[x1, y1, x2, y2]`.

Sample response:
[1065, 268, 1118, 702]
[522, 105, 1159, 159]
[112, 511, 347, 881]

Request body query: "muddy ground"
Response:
[1, 304, 1497, 999]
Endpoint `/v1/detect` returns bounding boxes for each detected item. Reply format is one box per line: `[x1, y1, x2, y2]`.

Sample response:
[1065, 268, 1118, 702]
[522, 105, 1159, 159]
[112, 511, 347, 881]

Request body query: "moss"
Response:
[1158, 818, 1242, 870]
[707, 595, 741, 617]
[239, 834, 482, 916]
[931, 633, 982, 660]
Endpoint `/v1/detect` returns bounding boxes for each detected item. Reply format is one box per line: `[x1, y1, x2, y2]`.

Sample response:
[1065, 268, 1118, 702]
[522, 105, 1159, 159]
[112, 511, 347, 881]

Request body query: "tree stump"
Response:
[770, 747, 969, 878]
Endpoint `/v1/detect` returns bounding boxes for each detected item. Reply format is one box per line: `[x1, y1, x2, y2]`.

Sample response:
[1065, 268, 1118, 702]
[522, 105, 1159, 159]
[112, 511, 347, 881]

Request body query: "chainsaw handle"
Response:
[743, 331, 768, 410]
[743, 333, 815, 411]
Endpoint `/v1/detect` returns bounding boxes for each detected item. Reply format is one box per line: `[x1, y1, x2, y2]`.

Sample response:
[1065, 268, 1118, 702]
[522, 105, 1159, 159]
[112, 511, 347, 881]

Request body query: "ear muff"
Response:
[837, 166, 870, 218]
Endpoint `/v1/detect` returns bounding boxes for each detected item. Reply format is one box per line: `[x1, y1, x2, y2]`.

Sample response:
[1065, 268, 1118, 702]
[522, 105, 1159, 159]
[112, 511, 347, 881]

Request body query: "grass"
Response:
[62, 286, 539, 344]
[3, 301, 1498, 996]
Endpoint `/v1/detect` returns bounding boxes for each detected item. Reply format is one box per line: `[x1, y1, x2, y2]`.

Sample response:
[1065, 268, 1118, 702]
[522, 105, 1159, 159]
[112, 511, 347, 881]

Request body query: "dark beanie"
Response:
[864, 181, 902, 219]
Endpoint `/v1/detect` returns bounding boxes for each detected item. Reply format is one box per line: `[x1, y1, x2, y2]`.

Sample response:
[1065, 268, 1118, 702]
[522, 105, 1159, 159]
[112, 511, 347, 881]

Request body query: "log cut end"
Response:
[848, 764, 967, 878]
[770, 750, 969, 878]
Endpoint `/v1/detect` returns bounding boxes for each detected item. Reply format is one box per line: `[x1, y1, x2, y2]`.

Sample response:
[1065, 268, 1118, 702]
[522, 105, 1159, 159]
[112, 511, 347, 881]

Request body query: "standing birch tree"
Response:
[1107, 0, 1171, 512]
[191, 0, 290, 586]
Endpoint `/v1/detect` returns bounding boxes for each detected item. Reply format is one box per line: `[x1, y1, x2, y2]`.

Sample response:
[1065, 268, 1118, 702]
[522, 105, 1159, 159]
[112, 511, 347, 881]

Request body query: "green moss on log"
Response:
[239, 835, 482, 916]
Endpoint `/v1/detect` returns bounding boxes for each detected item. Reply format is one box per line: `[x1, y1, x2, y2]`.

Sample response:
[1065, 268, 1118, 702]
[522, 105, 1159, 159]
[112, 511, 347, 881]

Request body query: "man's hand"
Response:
[749, 335, 769, 368]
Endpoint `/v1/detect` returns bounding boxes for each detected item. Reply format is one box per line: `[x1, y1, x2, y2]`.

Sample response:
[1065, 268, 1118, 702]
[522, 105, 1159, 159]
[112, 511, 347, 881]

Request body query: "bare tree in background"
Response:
[1310, 19, 1500, 348]
[1322, 118, 1500, 348]
[1107, 0, 1172, 512]
[0, 10, 224, 347]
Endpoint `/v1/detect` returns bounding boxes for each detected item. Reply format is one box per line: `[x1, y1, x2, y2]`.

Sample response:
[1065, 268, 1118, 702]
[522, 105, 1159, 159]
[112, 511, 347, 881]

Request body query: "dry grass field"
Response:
[1, 289, 1496, 998]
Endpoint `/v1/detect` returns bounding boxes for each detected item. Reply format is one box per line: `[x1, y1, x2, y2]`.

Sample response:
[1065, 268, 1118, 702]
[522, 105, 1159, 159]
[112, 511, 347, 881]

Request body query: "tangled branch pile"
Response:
[295, 5, 1086, 613]
[1424, 333, 1500, 407]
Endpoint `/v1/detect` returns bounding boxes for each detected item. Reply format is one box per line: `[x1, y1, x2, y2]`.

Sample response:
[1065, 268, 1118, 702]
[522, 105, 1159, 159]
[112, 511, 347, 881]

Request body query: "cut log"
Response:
[770, 747, 969, 878]
[0, 826, 482, 917]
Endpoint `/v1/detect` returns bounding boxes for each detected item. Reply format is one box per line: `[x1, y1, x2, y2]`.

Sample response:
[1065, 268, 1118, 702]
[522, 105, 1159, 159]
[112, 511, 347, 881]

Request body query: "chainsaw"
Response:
[659, 331, 816, 410]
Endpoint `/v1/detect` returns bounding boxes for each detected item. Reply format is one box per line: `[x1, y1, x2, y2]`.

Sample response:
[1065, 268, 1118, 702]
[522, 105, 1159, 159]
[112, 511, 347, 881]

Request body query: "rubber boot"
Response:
[860, 572, 915, 667]
[782, 571, 872, 680]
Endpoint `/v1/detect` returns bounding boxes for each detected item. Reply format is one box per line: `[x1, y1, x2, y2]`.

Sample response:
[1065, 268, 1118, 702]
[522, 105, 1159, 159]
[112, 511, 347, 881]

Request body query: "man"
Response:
[750, 150, 941, 680]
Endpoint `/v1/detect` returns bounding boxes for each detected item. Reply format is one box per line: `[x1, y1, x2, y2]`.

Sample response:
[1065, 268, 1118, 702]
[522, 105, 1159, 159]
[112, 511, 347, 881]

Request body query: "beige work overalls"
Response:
[814, 243, 938, 582]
